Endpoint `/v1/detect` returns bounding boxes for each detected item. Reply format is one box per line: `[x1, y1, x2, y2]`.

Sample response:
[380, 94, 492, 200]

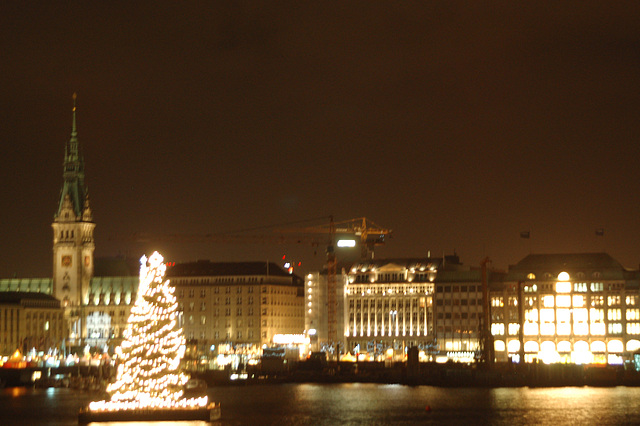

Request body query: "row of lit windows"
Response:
[179, 286, 256, 297]
[350, 272, 436, 283]
[349, 298, 428, 308]
[523, 282, 626, 293]
[492, 320, 640, 337]
[520, 308, 638, 322]
[347, 286, 432, 296]
[493, 295, 636, 309]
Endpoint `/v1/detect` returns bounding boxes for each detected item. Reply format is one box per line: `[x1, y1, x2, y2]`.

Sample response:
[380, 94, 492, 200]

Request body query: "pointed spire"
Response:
[72, 92, 77, 138]
[82, 192, 93, 222]
[56, 93, 87, 219]
[69, 92, 79, 161]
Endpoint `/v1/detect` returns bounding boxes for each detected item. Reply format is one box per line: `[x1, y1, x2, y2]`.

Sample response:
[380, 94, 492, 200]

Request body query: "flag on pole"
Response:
[520, 231, 530, 239]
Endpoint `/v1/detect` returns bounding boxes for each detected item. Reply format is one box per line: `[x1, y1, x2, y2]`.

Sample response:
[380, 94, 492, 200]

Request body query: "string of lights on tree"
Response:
[89, 251, 207, 412]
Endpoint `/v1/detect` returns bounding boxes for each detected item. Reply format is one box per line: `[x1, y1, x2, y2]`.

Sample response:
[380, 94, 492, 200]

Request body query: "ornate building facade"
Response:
[51, 95, 95, 345]
[491, 253, 640, 365]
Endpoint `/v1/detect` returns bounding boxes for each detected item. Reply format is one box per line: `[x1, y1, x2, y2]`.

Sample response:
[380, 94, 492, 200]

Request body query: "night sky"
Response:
[2, 2, 640, 278]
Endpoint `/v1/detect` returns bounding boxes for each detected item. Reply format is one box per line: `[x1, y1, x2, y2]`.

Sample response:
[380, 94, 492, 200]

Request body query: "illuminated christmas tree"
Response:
[89, 252, 208, 412]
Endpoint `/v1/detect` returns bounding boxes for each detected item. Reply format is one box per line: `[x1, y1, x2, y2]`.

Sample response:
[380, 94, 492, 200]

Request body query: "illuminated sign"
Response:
[272, 334, 310, 345]
[337, 239, 356, 248]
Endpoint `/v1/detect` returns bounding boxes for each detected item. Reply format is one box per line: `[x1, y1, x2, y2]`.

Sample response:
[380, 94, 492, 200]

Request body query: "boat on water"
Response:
[184, 378, 208, 396]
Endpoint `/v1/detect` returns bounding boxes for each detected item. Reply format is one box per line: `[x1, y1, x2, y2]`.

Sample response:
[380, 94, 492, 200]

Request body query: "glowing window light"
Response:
[591, 323, 606, 335]
[557, 309, 570, 323]
[524, 341, 539, 353]
[491, 323, 505, 336]
[557, 323, 571, 335]
[627, 309, 640, 321]
[557, 341, 571, 352]
[608, 354, 623, 365]
[540, 341, 555, 352]
[573, 322, 589, 336]
[607, 309, 622, 321]
[626, 339, 640, 352]
[525, 309, 538, 322]
[591, 340, 606, 353]
[556, 295, 571, 308]
[507, 340, 520, 353]
[608, 340, 623, 353]
[540, 309, 554, 322]
[590, 308, 604, 321]
[543, 295, 555, 308]
[557, 271, 570, 281]
[494, 340, 506, 352]
[572, 295, 584, 307]
[574, 340, 589, 352]
[523, 322, 538, 336]
[508, 323, 520, 335]
[539, 341, 560, 364]
[572, 340, 592, 364]
[608, 323, 623, 334]
[556, 281, 571, 293]
[628, 323, 640, 335]
[540, 323, 555, 335]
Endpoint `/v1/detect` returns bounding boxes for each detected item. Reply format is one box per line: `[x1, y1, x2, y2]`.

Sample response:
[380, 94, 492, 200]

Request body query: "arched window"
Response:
[591, 341, 606, 353]
[524, 341, 539, 352]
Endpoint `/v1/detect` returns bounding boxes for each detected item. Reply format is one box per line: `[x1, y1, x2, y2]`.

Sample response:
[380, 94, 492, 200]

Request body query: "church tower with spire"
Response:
[52, 94, 95, 341]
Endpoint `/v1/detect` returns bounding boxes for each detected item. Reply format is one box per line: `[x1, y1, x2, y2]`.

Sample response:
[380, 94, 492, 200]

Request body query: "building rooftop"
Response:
[511, 253, 625, 271]
[167, 260, 294, 278]
[0, 291, 61, 307]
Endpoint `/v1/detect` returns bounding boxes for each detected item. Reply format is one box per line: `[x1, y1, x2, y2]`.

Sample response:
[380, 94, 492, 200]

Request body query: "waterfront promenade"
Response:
[2, 359, 639, 390]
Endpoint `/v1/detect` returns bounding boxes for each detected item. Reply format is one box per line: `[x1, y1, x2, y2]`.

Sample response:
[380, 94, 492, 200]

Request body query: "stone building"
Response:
[0, 292, 64, 355]
[491, 253, 640, 365]
[167, 260, 305, 353]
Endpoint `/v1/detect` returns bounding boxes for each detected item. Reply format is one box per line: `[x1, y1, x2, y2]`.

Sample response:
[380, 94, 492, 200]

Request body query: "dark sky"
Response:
[2, 2, 640, 278]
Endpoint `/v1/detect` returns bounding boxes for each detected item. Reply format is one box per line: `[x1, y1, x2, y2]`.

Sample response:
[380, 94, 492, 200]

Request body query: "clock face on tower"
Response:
[61, 255, 72, 267]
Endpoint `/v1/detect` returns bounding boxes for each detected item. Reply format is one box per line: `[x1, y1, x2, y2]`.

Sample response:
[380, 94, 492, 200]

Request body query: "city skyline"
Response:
[2, 3, 640, 278]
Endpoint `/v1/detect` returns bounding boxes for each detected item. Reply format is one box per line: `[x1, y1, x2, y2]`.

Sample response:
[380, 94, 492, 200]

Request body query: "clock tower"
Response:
[52, 94, 95, 343]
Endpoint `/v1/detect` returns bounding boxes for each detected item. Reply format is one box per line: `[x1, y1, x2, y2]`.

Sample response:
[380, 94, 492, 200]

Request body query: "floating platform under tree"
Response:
[78, 402, 221, 424]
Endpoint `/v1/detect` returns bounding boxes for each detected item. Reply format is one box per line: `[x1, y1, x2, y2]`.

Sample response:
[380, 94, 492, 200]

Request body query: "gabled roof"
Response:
[0, 291, 61, 307]
[506, 252, 638, 283]
[511, 253, 624, 271]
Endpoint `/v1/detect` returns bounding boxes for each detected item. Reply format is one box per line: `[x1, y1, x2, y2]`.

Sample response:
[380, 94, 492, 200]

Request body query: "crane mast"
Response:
[326, 217, 337, 349]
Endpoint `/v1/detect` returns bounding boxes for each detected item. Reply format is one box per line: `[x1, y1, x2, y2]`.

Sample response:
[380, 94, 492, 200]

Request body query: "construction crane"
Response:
[283, 216, 392, 261]
[114, 216, 392, 355]
[280, 217, 392, 351]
